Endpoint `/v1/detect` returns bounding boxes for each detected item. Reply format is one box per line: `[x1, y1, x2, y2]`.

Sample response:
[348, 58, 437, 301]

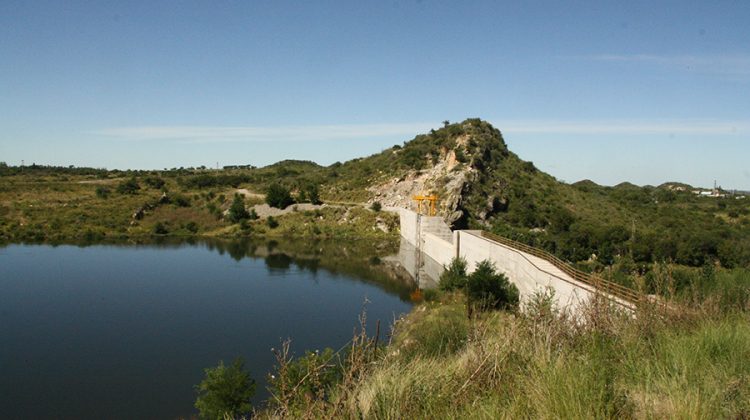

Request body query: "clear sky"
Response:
[1, 1, 749, 189]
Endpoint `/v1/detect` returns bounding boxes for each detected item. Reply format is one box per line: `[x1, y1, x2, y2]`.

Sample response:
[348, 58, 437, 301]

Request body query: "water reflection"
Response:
[0, 237, 421, 419]
[386, 237, 442, 290]
[0, 236, 442, 293]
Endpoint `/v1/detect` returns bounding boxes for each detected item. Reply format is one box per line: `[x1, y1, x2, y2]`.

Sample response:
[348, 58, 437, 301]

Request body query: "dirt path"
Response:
[235, 188, 265, 199]
[250, 203, 330, 218]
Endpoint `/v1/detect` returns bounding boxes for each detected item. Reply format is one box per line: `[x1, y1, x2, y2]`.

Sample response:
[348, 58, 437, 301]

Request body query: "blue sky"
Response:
[1, 1, 749, 189]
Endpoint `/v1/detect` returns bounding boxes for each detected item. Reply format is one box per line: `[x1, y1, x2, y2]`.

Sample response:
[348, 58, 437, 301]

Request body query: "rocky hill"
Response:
[322, 118, 750, 273]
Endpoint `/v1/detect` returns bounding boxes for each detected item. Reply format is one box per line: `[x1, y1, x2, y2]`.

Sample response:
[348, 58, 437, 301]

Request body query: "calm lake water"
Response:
[0, 239, 415, 419]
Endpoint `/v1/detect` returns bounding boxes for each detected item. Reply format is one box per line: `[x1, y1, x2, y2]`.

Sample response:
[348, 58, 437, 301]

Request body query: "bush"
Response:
[439, 257, 468, 291]
[422, 288, 440, 302]
[195, 358, 255, 420]
[467, 260, 519, 311]
[267, 216, 279, 229]
[268, 348, 340, 409]
[371, 201, 382, 212]
[227, 194, 249, 223]
[266, 183, 294, 209]
[305, 184, 321, 205]
[185, 222, 199, 233]
[143, 176, 165, 189]
[95, 186, 110, 199]
[116, 177, 140, 195]
[153, 222, 168, 235]
[173, 195, 191, 207]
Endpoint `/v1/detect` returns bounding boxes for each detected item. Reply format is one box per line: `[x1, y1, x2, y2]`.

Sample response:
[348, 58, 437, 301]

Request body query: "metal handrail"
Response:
[479, 231, 641, 304]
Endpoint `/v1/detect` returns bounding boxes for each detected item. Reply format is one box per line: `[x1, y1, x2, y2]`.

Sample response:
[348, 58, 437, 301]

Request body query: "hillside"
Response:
[1, 119, 749, 276]
[318, 119, 750, 275]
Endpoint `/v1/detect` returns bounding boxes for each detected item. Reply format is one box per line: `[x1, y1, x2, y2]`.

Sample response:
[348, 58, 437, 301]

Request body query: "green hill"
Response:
[318, 119, 750, 274]
[2, 119, 748, 274]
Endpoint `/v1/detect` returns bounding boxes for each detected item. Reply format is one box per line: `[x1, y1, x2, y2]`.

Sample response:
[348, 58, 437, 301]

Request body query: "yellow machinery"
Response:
[413, 194, 438, 216]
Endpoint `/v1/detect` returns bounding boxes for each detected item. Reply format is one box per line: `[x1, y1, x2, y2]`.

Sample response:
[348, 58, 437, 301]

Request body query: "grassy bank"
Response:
[253, 269, 750, 419]
[0, 171, 397, 242]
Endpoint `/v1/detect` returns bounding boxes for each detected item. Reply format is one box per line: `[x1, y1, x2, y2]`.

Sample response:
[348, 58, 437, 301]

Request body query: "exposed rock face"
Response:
[478, 195, 507, 221]
[365, 119, 510, 229]
[367, 137, 478, 228]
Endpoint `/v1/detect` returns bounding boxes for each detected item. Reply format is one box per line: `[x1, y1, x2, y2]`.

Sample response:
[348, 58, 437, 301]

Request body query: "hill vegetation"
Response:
[2, 118, 749, 279]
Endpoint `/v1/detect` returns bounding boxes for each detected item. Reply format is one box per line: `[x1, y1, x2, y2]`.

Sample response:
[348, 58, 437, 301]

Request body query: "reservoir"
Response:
[0, 239, 415, 419]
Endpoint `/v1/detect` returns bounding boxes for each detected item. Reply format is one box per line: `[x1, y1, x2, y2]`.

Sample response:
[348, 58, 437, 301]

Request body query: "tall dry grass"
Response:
[257, 271, 750, 419]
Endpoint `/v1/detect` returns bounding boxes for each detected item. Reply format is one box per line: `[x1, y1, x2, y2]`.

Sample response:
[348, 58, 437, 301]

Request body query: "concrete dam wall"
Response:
[398, 209, 633, 315]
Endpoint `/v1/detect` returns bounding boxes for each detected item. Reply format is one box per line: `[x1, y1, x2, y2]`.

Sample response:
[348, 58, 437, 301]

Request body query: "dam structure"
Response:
[399, 208, 638, 314]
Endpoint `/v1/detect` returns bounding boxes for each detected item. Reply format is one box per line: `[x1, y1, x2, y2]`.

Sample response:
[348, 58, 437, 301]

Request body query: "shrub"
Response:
[371, 201, 382, 212]
[195, 358, 255, 420]
[439, 257, 468, 291]
[185, 222, 199, 233]
[454, 147, 467, 163]
[268, 347, 340, 409]
[266, 183, 294, 209]
[467, 260, 519, 311]
[267, 216, 279, 229]
[248, 208, 259, 220]
[116, 177, 140, 195]
[227, 194, 249, 223]
[422, 288, 440, 302]
[95, 186, 110, 199]
[153, 222, 168, 235]
[143, 176, 165, 189]
[173, 195, 191, 207]
[305, 184, 321, 205]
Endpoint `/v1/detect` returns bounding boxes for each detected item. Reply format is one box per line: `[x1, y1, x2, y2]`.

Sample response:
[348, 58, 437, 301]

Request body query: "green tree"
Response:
[266, 183, 294, 209]
[228, 194, 249, 223]
[195, 358, 256, 420]
[305, 183, 321, 205]
[467, 260, 519, 311]
[439, 257, 468, 291]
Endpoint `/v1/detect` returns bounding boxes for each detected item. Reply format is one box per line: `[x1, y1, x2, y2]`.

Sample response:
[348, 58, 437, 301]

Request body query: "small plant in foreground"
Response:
[195, 358, 255, 420]
[370, 201, 382, 212]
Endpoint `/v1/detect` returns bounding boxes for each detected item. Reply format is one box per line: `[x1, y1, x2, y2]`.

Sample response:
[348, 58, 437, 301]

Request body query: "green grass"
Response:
[0, 171, 398, 242]
[257, 281, 750, 419]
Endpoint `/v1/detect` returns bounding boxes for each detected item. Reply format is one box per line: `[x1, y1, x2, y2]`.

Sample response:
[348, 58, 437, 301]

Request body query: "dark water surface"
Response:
[0, 239, 414, 419]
